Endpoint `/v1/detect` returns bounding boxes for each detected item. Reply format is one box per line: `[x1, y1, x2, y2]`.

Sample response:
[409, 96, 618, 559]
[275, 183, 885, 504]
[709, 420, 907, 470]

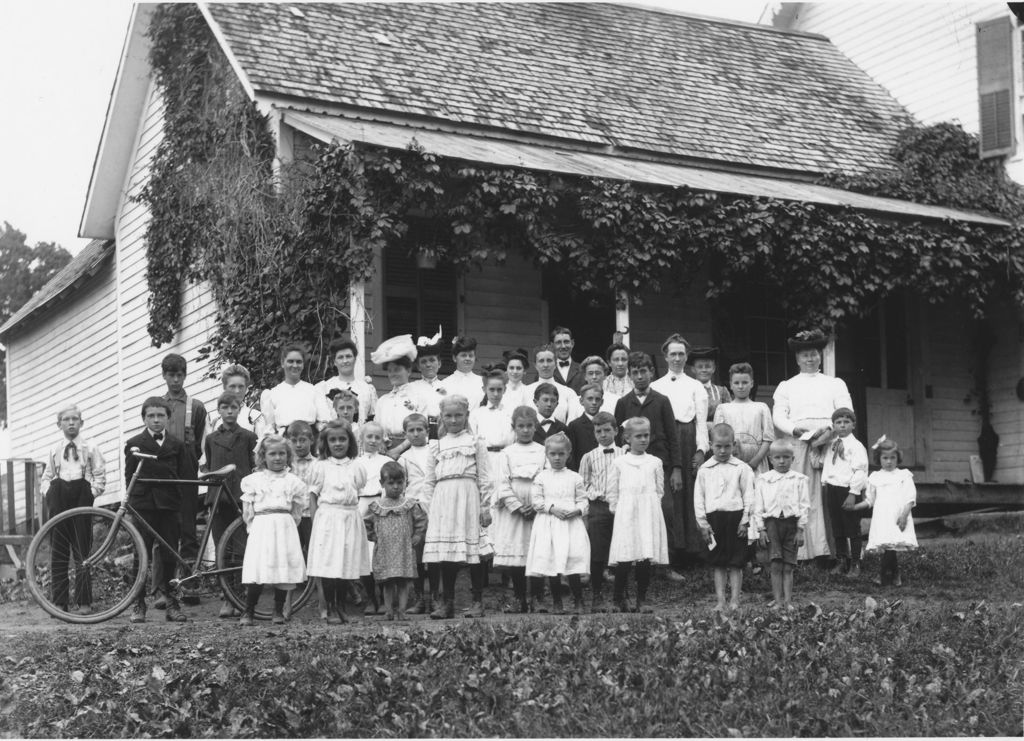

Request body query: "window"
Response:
[723, 282, 791, 387]
[977, 17, 1016, 157]
[383, 248, 458, 371]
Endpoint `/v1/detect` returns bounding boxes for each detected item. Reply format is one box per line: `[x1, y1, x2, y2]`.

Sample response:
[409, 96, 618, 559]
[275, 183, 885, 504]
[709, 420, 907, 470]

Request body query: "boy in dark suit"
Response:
[614, 352, 683, 573]
[159, 353, 207, 605]
[202, 393, 258, 618]
[124, 397, 190, 623]
[566, 383, 602, 471]
[551, 327, 584, 392]
[533, 383, 569, 444]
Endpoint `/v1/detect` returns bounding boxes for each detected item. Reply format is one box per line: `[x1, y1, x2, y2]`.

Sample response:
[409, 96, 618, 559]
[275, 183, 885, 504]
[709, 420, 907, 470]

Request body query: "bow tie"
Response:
[541, 419, 553, 427]
[831, 437, 844, 463]
[603, 448, 615, 455]
[64, 441, 79, 462]
[670, 375, 677, 381]
[558, 361, 570, 367]
[153, 432, 164, 443]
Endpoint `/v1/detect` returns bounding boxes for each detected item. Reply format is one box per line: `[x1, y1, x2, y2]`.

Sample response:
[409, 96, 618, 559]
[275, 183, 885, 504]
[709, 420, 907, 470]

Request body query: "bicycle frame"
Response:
[85, 451, 242, 588]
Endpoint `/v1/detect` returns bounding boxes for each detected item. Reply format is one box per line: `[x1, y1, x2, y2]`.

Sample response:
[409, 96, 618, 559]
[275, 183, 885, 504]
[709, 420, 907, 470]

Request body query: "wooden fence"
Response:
[0, 460, 45, 549]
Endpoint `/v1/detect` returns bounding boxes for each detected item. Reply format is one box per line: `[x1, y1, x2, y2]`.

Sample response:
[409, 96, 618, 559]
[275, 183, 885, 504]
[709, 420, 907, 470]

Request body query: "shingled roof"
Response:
[0, 240, 114, 339]
[205, 2, 912, 176]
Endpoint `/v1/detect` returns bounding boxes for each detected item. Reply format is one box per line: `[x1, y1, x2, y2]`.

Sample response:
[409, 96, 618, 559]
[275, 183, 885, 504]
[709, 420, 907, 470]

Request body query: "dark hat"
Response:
[451, 335, 478, 356]
[416, 327, 444, 357]
[502, 347, 530, 369]
[687, 347, 719, 362]
[787, 329, 830, 352]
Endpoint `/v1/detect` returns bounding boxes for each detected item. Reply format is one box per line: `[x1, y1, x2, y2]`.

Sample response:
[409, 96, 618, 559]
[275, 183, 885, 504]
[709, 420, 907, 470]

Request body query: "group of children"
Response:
[39, 332, 918, 622]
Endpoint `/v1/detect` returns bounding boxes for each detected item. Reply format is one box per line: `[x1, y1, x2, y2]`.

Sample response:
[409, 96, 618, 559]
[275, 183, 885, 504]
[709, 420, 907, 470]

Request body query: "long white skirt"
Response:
[608, 489, 669, 566]
[307, 504, 371, 579]
[242, 513, 306, 588]
[526, 514, 590, 576]
[789, 418, 831, 560]
[423, 478, 481, 564]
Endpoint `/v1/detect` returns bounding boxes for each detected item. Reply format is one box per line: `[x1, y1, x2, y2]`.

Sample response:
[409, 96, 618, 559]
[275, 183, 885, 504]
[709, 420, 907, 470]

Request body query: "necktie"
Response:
[831, 438, 844, 464]
[64, 441, 79, 462]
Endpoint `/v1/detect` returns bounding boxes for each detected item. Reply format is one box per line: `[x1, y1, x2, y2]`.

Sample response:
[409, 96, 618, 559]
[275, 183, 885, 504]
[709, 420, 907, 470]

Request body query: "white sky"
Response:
[0, 0, 768, 256]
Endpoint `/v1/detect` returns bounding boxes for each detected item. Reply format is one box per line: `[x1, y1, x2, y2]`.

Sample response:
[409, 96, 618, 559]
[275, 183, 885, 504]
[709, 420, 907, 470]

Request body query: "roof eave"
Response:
[78, 4, 156, 241]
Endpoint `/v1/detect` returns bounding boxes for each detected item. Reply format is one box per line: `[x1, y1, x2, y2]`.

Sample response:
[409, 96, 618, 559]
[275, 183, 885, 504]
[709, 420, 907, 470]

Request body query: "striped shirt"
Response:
[578, 443, 626, 501]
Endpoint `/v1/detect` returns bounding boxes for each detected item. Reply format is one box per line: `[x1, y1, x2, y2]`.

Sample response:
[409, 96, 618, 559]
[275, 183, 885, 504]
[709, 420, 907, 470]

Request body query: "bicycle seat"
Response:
[200, 464, 237, 478]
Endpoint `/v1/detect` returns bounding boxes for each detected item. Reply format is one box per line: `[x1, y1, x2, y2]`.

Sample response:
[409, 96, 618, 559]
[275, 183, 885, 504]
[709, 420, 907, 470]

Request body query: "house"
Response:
[0, 2, 1016, 509]
[773, 1, 1024, 492]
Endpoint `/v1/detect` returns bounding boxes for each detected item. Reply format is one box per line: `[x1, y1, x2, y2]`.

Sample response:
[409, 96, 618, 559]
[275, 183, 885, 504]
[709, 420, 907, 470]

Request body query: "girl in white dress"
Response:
[356, 421, 389, 614]
[849, 437, 917, 587]
[470, 369, 515, 563]
[526, 433, 590, 614]
[494, 406, 547, 613]
[422, 395, 493, 619]
[239, 435, 307, 625]
[502, 349, 532, 411]
[307, 420, 370, 624]
[607, 417, 670, 613]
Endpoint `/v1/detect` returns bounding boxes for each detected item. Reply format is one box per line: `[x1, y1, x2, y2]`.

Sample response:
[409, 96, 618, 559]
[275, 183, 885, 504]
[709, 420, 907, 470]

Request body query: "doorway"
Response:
[541, 267, 616, 359]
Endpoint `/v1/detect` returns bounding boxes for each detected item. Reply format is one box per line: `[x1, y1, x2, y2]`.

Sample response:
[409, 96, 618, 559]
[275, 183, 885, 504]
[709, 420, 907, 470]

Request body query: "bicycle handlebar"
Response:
[129, 447, 159, 460]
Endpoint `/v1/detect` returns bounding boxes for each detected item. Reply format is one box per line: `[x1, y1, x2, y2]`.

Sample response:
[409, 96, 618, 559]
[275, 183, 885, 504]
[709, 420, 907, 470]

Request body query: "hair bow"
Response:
[871, 434, 887, 450]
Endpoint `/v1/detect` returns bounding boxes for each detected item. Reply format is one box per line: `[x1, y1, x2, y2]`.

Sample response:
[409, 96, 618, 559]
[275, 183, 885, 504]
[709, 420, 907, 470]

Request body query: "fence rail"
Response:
[0, 459, 45, 548]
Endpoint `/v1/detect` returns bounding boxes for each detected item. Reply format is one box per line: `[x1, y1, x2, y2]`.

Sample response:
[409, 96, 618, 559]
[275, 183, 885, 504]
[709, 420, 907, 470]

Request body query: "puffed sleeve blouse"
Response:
[772, 372, 853, 437]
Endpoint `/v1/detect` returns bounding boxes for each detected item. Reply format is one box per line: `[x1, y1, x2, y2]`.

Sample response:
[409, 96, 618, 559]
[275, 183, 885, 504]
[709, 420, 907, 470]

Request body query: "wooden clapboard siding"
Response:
[918, 300, 977, 484]
[463, 253, 546, 365]
[4, 259, 120, 522]
[109, 81, 221, 498]
[988, 305, 1023, 483]
[629, 279, 715, 360]
[780, 2, 1008, 134]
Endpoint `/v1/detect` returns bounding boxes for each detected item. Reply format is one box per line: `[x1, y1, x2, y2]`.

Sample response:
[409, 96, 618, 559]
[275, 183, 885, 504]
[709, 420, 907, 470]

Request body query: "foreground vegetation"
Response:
[2, 533, 1022, 737]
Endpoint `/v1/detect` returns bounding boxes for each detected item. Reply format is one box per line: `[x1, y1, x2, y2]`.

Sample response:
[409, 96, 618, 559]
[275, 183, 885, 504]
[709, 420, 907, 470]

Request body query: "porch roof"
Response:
[284, 110, 1010, 227]
[205, 2, 912, 177]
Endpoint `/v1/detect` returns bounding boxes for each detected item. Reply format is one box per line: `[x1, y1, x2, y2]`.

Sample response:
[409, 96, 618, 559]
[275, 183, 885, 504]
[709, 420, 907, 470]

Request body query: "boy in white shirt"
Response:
[750, 440, 810, 611]
[821, 407, 869, 577]
[694, 423, 755, 612]
[39, 404, 107, 615]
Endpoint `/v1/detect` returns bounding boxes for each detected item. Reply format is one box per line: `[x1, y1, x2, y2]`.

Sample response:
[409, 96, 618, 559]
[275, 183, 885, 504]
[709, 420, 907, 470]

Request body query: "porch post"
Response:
[349, 279, 367, 379]
[616, 290, 630, 347]
[824, 335, 837, 377]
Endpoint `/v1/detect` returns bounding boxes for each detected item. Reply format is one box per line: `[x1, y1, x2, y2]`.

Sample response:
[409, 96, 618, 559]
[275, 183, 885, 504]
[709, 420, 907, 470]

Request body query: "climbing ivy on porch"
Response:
[139, 5, 1024, 392]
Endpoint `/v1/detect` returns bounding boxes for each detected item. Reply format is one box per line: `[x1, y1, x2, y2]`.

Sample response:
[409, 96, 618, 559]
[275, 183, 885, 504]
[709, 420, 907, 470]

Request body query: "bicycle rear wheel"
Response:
[216, 516, 316, 620]
[25, 506, 148, 624]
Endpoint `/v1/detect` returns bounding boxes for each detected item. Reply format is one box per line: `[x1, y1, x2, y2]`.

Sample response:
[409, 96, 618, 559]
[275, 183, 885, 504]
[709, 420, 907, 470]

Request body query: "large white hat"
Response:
[370, 334, 418, 365]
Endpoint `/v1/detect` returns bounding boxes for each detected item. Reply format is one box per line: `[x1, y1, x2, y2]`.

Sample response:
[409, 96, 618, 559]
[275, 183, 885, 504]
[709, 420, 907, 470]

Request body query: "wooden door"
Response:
[865, 388, 916, 466]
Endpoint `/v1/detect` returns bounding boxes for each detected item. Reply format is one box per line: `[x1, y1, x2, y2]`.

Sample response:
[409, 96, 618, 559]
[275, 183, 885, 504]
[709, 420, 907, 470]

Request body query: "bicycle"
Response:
[25, 448, 315, 623]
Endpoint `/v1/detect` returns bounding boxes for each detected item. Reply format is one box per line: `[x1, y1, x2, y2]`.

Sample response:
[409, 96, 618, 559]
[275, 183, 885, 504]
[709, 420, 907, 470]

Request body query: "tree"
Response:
[0, 222, 72, 425]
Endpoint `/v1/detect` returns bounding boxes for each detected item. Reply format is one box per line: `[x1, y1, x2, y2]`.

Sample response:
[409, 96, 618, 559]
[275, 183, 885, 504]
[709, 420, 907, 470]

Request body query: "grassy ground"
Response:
[1, 530, 1022, 737]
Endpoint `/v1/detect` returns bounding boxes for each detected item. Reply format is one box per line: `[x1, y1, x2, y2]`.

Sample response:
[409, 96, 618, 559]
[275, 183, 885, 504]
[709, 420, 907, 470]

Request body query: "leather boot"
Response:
[164, 595, 188, 623]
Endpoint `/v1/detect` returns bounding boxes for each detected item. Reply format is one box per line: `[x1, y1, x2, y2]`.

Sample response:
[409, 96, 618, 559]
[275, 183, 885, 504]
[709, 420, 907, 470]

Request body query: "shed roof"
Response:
[204, 2, 913, 176]
[0, 240, 114, 339]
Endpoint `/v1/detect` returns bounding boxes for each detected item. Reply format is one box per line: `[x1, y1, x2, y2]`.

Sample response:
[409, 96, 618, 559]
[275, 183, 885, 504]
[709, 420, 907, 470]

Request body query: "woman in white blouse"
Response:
[314, 338, 378, 425]
[260, 343, 333, 436]
[772, 330, 853, 561]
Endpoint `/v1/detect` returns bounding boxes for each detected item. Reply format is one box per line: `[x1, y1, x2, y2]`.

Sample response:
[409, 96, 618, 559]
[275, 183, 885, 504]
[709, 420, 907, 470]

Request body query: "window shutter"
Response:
[977, 17, 1016, 158]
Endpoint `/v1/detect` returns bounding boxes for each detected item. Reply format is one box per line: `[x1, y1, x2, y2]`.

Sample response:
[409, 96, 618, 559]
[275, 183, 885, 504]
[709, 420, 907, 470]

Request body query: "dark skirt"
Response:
[666, 420, 704, 553]
[586, 499, 614, 562]
[706, 510, 747, 569]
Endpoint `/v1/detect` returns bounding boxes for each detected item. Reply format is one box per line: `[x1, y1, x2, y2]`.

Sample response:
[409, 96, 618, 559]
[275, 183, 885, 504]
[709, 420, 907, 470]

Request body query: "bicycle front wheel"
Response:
[217, 516, 316, 620]
[25, 506, 148, 624]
